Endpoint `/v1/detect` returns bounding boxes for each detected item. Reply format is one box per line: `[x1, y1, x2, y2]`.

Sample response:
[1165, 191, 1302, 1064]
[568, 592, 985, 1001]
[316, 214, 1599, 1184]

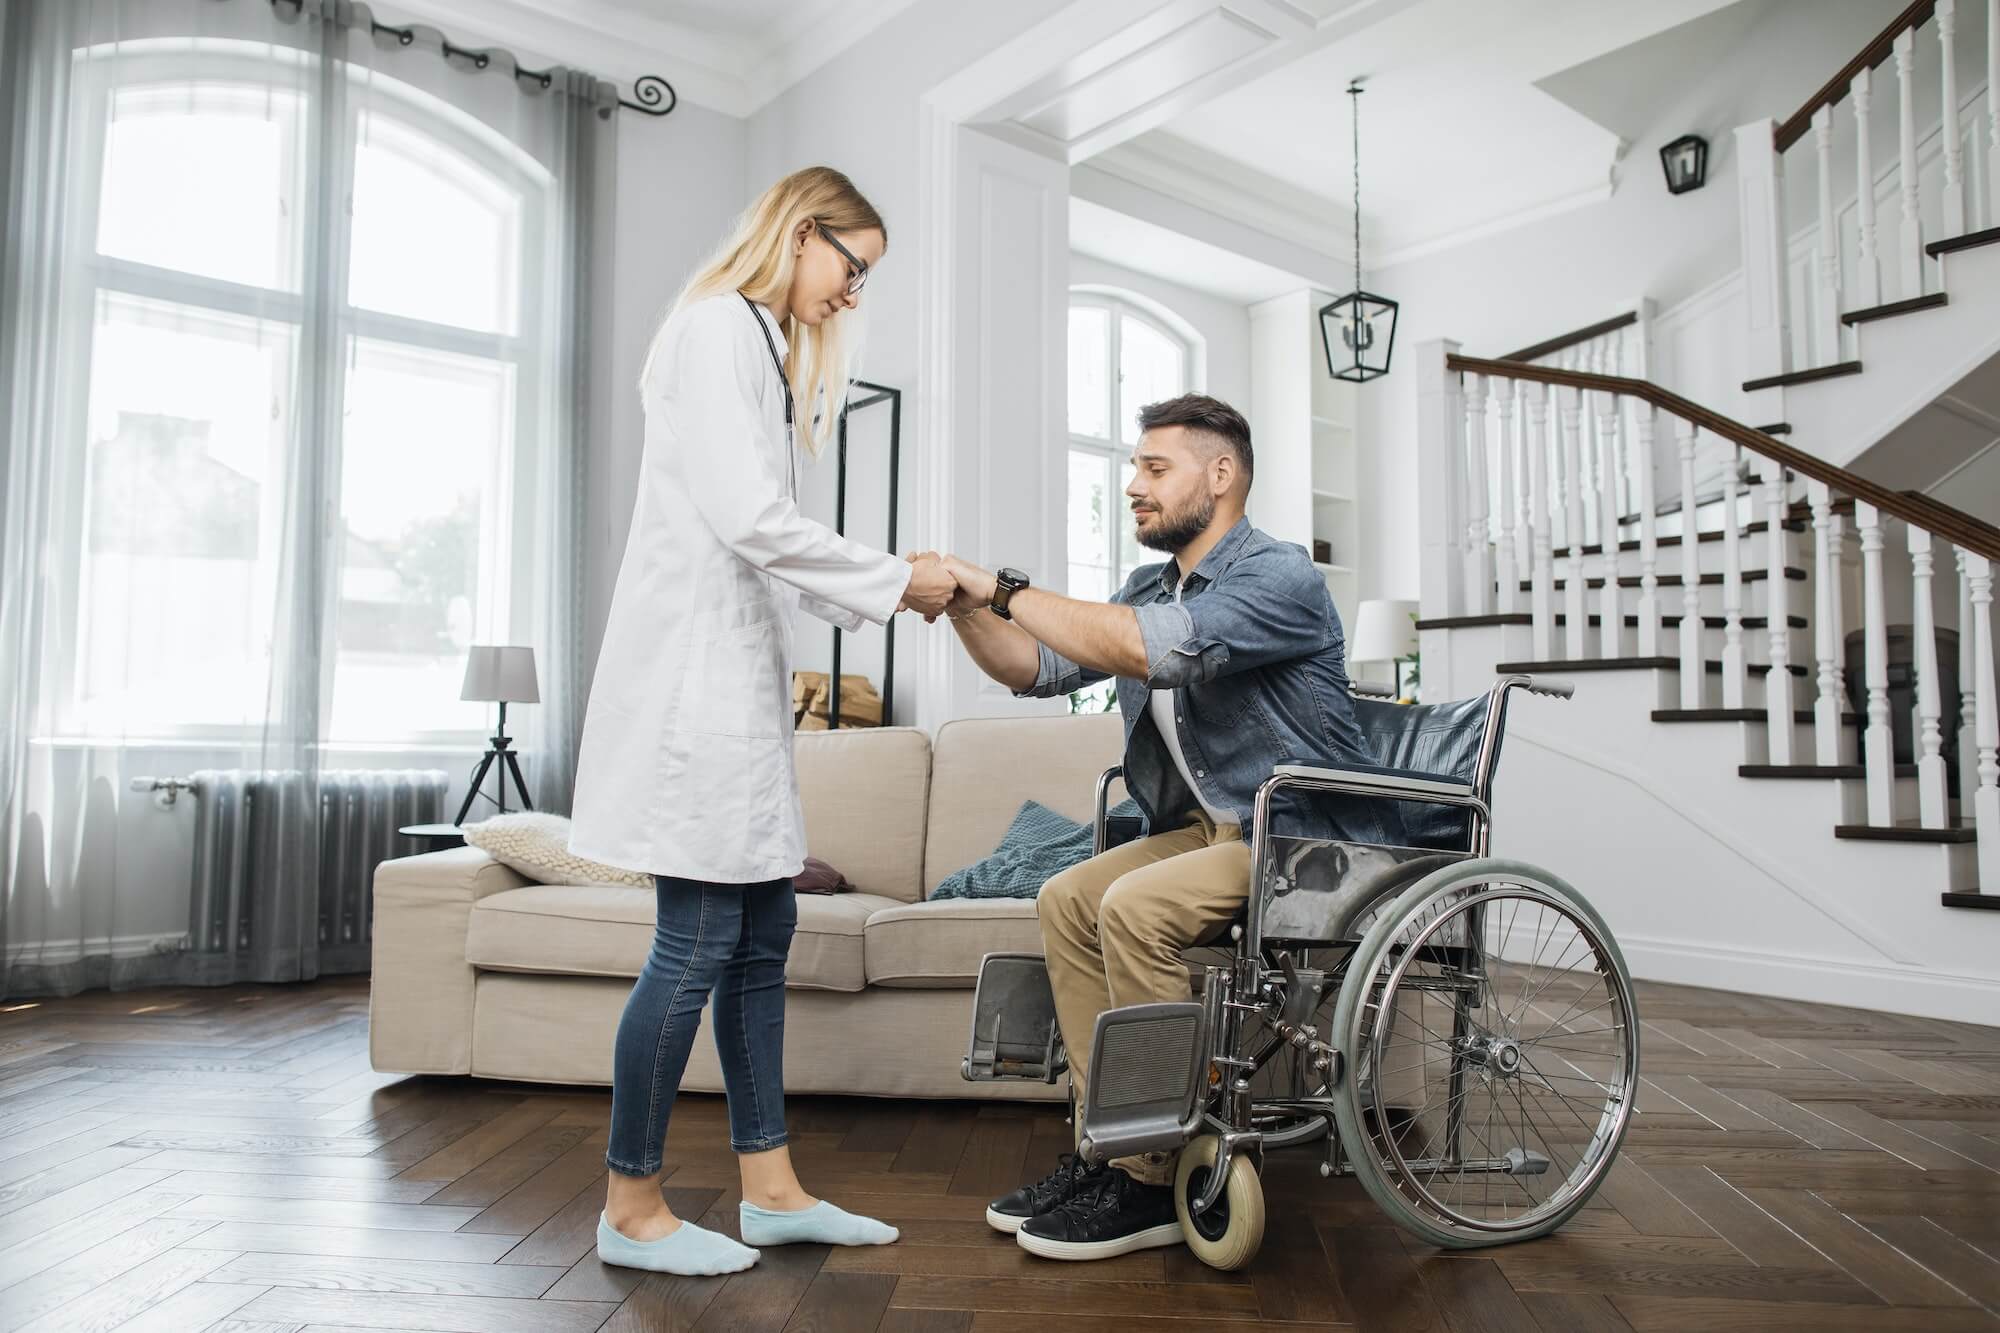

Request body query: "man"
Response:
[934, 394, 1399, 1262]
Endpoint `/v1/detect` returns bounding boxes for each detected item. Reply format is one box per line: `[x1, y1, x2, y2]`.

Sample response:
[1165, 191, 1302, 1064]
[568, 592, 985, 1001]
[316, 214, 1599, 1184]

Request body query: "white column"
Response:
[1463, 372, 1493, 617]
[1810, 482, 1842, 765]
[1734, 121, 1793, 384]
[1896, 28, 1926, 300]
[1677, 420, 1704, 708]
[1760, 457, 1797, 762]
[1560, 388, 1587, 660]
[1854, 66, 1883, 309]
[1940, 0, 1967, 239]
[1814, 105, 1842, 364]
[1963, 550, 1980, 809]
[1720, 462, 1747, 709]
[1909, 526, 1948, 825]
[1528, 383, 1554, 660]
[1494, 378, 1518, 616]
[1417, 340, 1466, 619]
[1987, 0, 2000, 229]
[1967, 553, 2000, 890]
[1634, 406, 1661, 657]
[1595, 385, 1622, 659]
[1857, 502, 1896, 824]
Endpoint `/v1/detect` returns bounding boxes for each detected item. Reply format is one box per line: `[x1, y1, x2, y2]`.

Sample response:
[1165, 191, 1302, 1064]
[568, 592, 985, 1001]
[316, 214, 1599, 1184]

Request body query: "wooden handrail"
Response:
[1773, 0, 1933, 152]
[1446, 352, 2000, 562]
[1498, 311, 1638, 364]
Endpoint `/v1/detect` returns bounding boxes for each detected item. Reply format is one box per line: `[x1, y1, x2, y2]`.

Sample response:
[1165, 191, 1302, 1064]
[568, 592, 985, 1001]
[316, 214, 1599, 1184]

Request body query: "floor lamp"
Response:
[456, 645, 538, 824]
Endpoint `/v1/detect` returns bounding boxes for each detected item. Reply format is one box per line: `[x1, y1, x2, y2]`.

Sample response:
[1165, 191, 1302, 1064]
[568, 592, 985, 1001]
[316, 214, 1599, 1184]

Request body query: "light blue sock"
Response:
[596, 1213, 758, 1275]
[738, 1199, 899, 1248]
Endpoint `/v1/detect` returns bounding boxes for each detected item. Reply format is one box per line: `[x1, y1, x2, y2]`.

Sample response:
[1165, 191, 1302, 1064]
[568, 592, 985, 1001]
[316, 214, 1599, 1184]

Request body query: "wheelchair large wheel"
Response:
[1328, 859, 1638, 1250]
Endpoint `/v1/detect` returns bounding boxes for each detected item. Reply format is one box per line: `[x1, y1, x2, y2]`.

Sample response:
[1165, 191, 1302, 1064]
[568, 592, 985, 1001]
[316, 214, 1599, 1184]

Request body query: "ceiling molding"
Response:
[1089, 131, 1353, 261]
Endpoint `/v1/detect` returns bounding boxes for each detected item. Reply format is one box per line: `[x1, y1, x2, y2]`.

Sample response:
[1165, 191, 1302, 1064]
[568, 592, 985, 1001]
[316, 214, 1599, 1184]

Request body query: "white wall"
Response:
[1358, 0, 1909, 602]
[1068, 253, 1253, 413]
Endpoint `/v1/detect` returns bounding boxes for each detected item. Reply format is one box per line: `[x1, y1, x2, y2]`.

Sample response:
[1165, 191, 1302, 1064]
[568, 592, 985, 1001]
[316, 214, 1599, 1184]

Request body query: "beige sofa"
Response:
[368, 714, 1125, 1101]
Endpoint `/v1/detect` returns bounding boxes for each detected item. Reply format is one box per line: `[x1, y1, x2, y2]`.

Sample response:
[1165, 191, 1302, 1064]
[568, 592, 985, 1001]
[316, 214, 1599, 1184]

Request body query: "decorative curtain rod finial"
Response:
[620, 75, 677, 117]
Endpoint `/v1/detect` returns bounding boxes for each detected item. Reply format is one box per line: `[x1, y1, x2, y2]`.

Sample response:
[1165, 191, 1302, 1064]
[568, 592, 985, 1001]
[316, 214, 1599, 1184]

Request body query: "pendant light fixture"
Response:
[1319, 79, 1397, 382]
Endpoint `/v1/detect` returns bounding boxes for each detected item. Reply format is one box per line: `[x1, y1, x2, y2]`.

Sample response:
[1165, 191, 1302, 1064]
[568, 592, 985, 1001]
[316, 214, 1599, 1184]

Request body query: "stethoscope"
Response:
[742, 293, 798, 501]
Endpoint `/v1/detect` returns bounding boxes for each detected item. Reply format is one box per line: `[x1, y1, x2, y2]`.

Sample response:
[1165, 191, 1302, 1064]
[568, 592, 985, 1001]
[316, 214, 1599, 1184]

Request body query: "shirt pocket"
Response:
[1188, 669, 1259, 727]
[678, 596, 786, 739]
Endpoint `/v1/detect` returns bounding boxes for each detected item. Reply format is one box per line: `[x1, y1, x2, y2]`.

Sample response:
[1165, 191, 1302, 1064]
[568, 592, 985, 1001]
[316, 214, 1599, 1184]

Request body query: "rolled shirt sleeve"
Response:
[658, 303, 913, 626]
[1013, 639, 1102, 699]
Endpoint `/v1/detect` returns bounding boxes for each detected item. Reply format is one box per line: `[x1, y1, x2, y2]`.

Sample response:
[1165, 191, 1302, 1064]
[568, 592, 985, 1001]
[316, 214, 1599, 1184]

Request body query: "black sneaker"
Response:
[1015, 1164, 1183, 1261]
[985, 1153, 1097, 1235]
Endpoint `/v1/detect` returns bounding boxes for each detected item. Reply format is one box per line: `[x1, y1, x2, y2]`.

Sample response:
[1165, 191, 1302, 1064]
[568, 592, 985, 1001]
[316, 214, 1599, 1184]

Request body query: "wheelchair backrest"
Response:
[1350, 692, 1505, 851]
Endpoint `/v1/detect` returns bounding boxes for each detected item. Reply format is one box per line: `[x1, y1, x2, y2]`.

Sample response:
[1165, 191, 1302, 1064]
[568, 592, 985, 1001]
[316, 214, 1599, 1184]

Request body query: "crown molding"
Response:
[1090, 131, 1354, 260]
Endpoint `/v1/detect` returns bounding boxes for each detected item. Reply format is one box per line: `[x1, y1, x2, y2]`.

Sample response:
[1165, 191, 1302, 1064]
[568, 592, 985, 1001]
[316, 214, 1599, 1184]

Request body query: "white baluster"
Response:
[1495, 378, 1518, 615]
[1909, 526, 1948, 825]
[1761, 457, 1796, 763]
[1941, 0, 1967, 239]
[1967, 553, 2000, 890]
[1896, 28, 1926, 299]
[1857, 502, 1896, 824]
[1635, 406, 1660, 658]
[1560, 387, 1587, 659]
[1810, 482, 1841, 765]
[1529, 383, 1554, 660]
[1963, 550, 1980, 811]
[1463, 372, 1493, 616]
[1987, 0, 2000, 229]
[1827, 498, 1851, 763]
[1854, 66, 1883, 309]
[1595, 383, 1622, 659]
[1814, 104, 1842, 364]
[1720, 458, 1746, 709]
[1677, 420, 1704, 708]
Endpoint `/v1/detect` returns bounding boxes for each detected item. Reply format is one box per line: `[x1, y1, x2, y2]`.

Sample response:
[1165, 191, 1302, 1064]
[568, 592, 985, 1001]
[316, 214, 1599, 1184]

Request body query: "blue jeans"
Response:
[605, 875, 796, 1176]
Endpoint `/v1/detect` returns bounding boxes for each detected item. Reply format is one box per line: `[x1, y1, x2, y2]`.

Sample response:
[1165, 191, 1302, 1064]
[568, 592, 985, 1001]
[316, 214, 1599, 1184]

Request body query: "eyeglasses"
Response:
[817, 223, 869, 297]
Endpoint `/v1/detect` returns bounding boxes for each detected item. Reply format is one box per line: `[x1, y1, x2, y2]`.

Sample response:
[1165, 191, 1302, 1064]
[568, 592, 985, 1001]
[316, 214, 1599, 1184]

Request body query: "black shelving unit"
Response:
[827, 379, 901, 729]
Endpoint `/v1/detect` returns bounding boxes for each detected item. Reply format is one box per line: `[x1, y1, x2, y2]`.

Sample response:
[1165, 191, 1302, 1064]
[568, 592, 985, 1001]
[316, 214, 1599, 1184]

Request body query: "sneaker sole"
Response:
[1015, 1221, 1183, 1261]
[984, 1206, 1028, 1236]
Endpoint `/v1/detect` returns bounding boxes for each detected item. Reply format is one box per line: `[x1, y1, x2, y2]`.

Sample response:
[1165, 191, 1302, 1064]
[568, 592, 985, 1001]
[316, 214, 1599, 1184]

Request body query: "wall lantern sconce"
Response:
[1660, 133, 1708, 194]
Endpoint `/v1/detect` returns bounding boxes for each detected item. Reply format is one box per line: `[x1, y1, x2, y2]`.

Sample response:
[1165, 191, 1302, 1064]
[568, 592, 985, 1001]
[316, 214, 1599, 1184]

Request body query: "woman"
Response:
[569, 167, 957, 1276]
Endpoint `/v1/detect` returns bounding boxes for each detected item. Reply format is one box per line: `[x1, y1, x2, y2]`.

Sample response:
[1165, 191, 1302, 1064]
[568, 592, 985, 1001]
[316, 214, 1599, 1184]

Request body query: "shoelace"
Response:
[1049, 1166, 1121, 1220]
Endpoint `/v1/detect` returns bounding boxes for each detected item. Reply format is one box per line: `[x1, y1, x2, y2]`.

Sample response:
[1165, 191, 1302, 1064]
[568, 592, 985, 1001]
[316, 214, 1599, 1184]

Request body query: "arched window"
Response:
[1065, 290, 1199, 601]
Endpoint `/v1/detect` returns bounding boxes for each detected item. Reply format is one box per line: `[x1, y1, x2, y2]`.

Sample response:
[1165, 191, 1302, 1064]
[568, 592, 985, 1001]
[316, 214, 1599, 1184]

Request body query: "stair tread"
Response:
[1841, 291, 1948, 325]
[1743, 360, 1863, 393]
[1834, 822, 1975, 844]
[1493, 656, 1808, 677]
[1553, 613, 1808, 629]
[1739, 762, 1918, 779]
[1526, 567, 1806, 591]
[1942, 892, 2000, 910]
[1414, 613, 1531, 630]
[1652, 707, 1864, 725]
[1926, 224, 2000, 258]
[1555, 518, 1808, 557]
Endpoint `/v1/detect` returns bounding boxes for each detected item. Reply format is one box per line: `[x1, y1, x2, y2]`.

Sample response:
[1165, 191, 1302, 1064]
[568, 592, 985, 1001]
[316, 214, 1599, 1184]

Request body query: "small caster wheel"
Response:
[1175, 1134, 1265, 1271]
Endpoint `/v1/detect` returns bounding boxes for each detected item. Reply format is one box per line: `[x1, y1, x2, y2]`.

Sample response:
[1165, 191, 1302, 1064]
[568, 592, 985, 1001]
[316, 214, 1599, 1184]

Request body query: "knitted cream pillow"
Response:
[460, 812, 651, 888]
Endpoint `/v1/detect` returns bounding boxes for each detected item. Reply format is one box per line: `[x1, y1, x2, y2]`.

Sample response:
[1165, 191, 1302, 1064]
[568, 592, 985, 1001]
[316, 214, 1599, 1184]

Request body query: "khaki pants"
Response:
[1037, 813, 1247, 1185]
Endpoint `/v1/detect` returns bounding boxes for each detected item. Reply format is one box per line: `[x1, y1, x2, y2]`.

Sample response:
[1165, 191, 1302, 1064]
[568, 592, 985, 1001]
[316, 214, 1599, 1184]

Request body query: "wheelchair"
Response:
[963, 674, 1639, 1269]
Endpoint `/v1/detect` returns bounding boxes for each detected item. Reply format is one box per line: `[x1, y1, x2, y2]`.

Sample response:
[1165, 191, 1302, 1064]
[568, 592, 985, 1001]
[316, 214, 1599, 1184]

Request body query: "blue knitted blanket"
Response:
[929, 798, 1142, 900]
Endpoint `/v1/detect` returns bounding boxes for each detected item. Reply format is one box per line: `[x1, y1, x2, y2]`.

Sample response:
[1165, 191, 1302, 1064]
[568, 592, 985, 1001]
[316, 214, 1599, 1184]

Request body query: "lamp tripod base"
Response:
[455, 707, 534, 825]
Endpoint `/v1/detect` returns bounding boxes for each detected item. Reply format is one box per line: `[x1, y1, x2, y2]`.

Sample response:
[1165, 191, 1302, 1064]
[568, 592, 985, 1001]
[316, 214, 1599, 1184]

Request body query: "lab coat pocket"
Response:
[678, 598, 786, 739]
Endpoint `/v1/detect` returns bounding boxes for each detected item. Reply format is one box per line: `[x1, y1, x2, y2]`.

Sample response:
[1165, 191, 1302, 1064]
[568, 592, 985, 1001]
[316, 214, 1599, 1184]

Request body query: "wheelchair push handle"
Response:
[1506, 673, 1574, 700]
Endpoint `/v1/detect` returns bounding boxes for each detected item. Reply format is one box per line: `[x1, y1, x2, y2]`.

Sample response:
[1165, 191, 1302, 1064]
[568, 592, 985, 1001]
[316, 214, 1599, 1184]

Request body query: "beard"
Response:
[1133, 490, 1217, 553]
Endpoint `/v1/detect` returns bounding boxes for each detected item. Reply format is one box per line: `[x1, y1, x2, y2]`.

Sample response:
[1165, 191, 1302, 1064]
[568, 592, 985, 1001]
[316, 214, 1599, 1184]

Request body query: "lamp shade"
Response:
[460, 645, 539, 703]
[1349, 599, 1420, 664]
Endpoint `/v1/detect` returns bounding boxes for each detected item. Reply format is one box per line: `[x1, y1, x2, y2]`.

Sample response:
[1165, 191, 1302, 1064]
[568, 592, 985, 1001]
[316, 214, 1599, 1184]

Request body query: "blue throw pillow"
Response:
[930, 798, 1142, 901]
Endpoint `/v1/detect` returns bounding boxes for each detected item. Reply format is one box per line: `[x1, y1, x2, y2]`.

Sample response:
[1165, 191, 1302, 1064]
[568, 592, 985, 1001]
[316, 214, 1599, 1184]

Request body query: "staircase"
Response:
[1405, 2, 2000, 1024]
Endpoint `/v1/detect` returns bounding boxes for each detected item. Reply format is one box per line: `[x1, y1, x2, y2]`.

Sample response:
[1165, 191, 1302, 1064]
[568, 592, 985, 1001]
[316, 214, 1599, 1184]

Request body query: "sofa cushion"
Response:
[863, 897, 1045, 989]
[464, 884, 903, 992]
[797, 726, 931, 904]
[925, 714, 1125, 897]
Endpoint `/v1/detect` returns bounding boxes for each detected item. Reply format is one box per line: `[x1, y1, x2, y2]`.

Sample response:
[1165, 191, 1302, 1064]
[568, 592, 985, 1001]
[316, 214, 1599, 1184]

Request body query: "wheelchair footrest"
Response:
[1076, 1001, 1207, 1165]
[962, 953, 1067, 1083]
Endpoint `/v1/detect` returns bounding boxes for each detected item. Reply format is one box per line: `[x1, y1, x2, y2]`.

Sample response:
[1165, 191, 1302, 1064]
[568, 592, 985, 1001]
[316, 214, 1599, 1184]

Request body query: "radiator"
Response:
[187, 768, 450, 970]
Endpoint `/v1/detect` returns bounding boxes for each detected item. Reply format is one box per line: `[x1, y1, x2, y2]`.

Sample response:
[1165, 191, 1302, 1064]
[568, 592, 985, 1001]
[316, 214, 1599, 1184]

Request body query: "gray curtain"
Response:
[0, 0, 608, 996]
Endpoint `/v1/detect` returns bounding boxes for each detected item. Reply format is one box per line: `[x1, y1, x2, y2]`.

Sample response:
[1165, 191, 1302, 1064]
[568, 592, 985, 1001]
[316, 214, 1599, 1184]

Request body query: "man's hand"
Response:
[942, 555, 998, 609]
[898, 552, 959, 619]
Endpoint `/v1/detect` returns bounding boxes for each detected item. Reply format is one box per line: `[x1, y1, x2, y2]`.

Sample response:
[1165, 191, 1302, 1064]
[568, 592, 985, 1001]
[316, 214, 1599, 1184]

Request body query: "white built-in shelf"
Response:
[1313, 489, 1352, 504]
[1314, 561, 1354, 575]
[1311, 415, 1350, 430]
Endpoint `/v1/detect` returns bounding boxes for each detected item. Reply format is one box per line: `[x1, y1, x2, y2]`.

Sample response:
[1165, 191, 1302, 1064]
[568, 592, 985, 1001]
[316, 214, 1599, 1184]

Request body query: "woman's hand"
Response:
[898, 552, 959, 619]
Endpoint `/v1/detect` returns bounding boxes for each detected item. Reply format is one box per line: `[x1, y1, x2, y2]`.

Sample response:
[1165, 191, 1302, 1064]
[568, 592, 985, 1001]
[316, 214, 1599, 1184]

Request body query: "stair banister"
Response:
[1939, 0, 1966, 238]
[1528, 382, 1554, 660]
[1910, 527, 1948, 826]
[1676, 419, 1703, 708]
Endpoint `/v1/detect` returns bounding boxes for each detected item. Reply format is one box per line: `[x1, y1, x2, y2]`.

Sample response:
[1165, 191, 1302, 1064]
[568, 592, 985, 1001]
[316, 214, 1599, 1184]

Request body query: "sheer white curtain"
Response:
[0, 0, 607, 994]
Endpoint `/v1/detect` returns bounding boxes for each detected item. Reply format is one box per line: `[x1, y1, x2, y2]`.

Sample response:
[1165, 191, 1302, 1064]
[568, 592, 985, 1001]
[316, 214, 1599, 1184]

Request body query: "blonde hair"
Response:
[642, 166, 885, 457]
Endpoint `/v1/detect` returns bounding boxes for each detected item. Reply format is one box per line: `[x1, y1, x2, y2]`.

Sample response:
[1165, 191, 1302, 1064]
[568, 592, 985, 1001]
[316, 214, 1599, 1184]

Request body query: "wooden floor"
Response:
[1, 978, 1997, 1332]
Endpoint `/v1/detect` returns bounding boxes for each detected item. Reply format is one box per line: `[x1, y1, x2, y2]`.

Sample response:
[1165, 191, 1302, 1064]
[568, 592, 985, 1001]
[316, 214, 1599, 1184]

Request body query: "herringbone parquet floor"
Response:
[1, 974, 1997, 1331]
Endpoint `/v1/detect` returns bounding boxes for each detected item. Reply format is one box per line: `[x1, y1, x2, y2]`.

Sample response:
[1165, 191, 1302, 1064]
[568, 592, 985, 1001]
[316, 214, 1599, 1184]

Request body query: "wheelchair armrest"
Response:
[1093, 765, 1125, 855]
[1269, 762, 1482, 806]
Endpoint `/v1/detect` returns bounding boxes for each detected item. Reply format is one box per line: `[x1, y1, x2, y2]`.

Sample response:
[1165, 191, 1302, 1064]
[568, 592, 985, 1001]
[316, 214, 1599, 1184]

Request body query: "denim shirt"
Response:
[1018, 518, 1404, 847]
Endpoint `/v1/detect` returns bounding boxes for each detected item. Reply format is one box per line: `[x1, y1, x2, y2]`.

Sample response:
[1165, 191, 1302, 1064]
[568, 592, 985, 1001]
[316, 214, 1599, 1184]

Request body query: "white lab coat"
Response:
[568, 294, 912, 883]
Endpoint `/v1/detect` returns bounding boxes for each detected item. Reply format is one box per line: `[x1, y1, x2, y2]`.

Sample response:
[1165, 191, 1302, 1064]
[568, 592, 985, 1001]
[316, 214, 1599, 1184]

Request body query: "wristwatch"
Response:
[991, 568, 1030, 620]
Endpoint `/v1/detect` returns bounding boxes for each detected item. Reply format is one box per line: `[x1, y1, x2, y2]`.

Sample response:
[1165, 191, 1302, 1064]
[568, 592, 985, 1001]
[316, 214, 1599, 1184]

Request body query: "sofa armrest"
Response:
[369, 846, 531, 1076]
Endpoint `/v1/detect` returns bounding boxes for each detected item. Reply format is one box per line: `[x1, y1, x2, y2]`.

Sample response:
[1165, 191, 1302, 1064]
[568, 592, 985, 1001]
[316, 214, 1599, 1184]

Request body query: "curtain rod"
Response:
[227, 0, 678, 117]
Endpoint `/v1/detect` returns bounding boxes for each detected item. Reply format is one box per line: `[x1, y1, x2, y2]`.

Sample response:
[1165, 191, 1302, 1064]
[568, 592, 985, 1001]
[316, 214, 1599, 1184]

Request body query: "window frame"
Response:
[52, 40, 553, 748]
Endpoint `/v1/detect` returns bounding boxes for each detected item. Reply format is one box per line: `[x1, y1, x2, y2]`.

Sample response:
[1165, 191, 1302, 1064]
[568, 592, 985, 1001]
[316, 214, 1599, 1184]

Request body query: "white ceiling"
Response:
[1125, 0, 1751, 264]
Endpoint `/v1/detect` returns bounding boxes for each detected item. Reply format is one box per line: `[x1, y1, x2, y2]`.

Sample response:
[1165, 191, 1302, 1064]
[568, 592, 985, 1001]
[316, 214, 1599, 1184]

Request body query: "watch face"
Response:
[998, 568, 1029, 589]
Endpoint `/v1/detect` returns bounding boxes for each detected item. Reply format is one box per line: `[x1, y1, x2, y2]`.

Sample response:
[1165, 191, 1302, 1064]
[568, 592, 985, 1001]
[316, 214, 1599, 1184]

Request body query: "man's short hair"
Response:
[1136, 394, 1254, 492]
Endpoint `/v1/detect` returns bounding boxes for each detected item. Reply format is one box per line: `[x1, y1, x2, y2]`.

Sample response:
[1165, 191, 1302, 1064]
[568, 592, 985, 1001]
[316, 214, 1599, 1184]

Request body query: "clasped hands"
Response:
[896, 552, 997, 622]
